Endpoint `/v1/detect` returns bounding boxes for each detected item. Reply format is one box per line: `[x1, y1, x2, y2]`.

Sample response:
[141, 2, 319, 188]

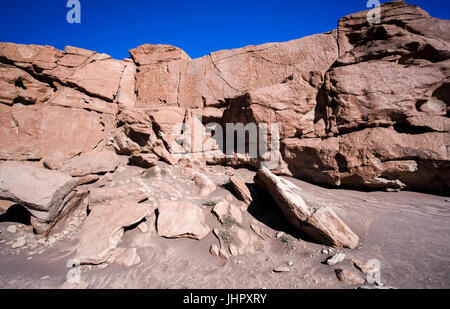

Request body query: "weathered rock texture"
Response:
[255, 168, 360, 249]
[157, 200, 210, 240]
[0, 0, 448, 194]
[0, 162, 87, 234]
[76, 200, 151, 264]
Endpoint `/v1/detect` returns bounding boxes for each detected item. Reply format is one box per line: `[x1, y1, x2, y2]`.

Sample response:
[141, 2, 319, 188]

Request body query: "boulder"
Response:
[194, 173, 216, 197]
[229, 176, 252, 205]
[0, 162, 86, 234]
[254, 168, 359, 249]
[76, 200, 151, 264]
[335, 268, 366, 285]
[157, 200, 210, 240]
[116, 60, 137, 107]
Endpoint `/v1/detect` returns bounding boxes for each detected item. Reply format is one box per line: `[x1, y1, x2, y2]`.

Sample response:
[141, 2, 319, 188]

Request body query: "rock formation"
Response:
[0, 0, 448, 280]
[1, 1, 447, 195]
[255, 168, 359, 249]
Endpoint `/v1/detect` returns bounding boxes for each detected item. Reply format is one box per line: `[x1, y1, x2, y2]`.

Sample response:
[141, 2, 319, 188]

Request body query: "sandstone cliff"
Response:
[0, 0, 448, 194]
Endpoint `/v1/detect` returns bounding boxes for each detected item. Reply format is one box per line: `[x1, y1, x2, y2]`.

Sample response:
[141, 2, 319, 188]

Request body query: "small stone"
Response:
[218, 248, 230, 260]
[27, 256, 32, 260]
[7, 225, 17, 234]
[287, 261, 294, 266]
[375, 281, 384, 287]
[11, 237, 26, 249]
[274, 267, 291, 273]
[40, 275, 50, 280]
[335, 268, 366, 285]
[210, 244, 220, 257]
[326, 253, 346, 265]
[322, 249, 329, 254]
[352, 258, 376, 274]
[276, 232, 285, 239]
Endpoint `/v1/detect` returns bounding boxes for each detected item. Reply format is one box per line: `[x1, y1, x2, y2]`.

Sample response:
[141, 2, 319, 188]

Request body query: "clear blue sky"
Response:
[0, 0, 449, 60]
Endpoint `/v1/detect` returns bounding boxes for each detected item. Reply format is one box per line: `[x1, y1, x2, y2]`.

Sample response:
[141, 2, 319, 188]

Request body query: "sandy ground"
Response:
[0, 165, 449, 289]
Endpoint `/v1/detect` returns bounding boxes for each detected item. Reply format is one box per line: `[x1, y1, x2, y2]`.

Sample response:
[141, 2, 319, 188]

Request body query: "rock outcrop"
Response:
[255, 168, 359, 249]
[0, 0, 448, 202]
[283, 1, 450, 193]
[0, 162, 87, 234]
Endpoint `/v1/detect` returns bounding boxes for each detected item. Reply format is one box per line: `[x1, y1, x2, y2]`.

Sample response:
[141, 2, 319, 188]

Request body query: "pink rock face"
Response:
[67, 56, 126, 101]
[0, 64, 53, 105]
[0, 104, 109, 161]
[0, 0, 448, 194]
[131, 32, 337, 108]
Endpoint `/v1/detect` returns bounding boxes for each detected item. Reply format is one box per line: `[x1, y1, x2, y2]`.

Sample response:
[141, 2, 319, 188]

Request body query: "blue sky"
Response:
[0, 0, 449, 60]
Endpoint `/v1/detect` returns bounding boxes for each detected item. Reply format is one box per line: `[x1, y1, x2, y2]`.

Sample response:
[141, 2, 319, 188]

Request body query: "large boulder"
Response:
[254, 168, 359, 249]
[0, 162, 87, 234]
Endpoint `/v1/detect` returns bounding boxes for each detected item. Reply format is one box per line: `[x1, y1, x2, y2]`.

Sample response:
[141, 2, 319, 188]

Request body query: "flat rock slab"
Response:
[76, 200, 151, 265]
[157, 201, 210, 240]
[255, 168, 359, 249]
[0, 162, 83, 232]
[60, 150, 121, 177]
[230, 176, 252, 205]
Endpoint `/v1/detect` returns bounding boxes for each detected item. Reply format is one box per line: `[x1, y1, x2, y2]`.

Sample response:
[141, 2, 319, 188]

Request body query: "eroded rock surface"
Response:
[76, 200, 151, 265]
[255, 168, 359, 249]
[0, 162, 86, 234]
[1, 1, 446, 194]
